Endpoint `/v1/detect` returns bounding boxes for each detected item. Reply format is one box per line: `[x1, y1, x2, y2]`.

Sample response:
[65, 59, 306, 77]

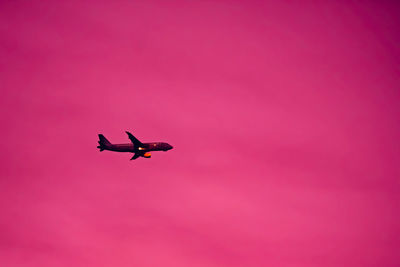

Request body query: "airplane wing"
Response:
[126, 131, 143, 148]
[130, 153, 140, 160]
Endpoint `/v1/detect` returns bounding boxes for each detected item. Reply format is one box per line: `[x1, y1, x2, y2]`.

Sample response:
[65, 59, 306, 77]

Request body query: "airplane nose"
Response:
[169, 145, 173, 150]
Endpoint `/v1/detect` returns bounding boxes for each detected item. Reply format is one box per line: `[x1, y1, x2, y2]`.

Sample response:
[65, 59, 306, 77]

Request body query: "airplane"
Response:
[97, 131, 173, 160]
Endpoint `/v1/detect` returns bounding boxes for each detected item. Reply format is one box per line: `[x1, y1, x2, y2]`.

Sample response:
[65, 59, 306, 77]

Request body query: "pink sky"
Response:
[1, 1, 399, 266]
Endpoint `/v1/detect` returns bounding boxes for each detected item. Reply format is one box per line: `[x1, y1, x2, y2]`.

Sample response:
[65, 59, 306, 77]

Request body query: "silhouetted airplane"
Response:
[97, 131, 173, 160]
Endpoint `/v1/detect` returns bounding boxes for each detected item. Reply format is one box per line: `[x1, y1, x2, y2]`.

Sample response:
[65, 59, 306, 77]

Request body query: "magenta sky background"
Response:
[1, 1, 400, 266]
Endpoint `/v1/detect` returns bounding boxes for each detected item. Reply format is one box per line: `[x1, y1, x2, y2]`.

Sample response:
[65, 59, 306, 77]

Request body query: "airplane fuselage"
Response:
[106, 142, 171, 153]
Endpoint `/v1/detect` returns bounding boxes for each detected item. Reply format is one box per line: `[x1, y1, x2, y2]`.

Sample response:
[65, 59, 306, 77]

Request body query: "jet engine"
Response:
[143, 152, 151, 158]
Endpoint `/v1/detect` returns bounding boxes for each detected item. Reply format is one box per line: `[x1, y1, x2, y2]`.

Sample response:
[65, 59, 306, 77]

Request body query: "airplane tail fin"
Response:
[97, 134, 111, 151]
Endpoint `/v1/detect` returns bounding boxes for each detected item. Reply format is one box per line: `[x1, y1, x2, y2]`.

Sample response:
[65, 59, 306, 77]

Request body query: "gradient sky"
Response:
[1, 1, 400, 266]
